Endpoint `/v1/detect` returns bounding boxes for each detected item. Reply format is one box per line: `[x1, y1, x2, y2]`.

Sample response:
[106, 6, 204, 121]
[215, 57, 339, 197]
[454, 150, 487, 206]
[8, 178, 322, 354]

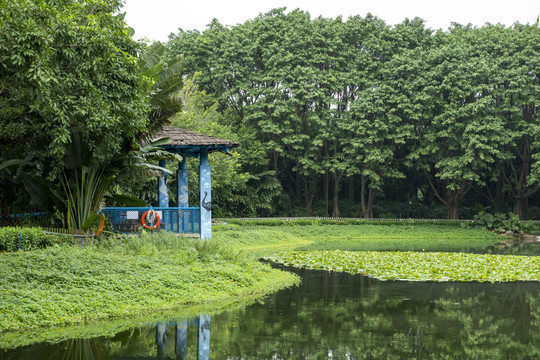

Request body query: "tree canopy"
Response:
[166, 9, 540, 219]
[0, 0, 183, 226]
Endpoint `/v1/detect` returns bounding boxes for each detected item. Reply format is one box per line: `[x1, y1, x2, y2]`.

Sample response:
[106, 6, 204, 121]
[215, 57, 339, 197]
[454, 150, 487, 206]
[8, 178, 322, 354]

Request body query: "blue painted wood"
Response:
[175, 321, 188, 360]
[177, 157, 189, 207]
[156, 322, 167, 359]
[158, 160, 169, 208]
[177, 156, 189, 233]
[199, 148, 211, 240]
[197, 314, 211, 360]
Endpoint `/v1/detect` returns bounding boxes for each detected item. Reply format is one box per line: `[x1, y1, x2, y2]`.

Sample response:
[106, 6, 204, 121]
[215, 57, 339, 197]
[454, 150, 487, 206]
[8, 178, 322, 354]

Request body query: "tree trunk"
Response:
[495, 177, 504, 206]
[303, 176, 314, 215]
[324, 170, 329, 217]
[424, 169, 469, 220]
[360, 174, 368, 218]
[514, 195, 528, 220]
[295, 172, 302, 204]
[445, 190, 466, 220]
[348, 176, 355, 202]
[446, 197, 460, 220]
[367, 188, 376, 218]
[331, 172, 344, 218]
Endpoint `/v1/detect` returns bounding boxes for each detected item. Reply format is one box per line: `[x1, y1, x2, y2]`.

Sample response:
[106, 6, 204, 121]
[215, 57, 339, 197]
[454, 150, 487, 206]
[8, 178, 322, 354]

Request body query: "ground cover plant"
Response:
[0, 232, 299, 334]
[265, 250, 540, 283]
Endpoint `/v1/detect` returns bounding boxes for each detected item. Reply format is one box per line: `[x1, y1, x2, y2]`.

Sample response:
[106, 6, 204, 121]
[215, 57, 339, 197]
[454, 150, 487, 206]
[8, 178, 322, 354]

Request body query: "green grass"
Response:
[265, 250, 540, 283]
[214, 224, 502, 254]
[0, 232, 299, 335]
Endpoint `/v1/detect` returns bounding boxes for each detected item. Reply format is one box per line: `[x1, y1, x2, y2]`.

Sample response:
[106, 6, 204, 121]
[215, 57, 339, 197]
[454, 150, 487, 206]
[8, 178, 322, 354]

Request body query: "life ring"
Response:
[141, 209, 161, 230]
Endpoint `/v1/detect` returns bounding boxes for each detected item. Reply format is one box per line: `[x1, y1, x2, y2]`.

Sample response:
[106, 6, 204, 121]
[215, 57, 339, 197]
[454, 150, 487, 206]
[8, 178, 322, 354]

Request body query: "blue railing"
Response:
[101, 207, 200, 234]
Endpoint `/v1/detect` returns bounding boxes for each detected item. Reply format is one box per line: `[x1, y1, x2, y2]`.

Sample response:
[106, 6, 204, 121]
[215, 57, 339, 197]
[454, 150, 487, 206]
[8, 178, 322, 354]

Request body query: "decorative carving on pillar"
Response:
[177, 157, 189, 207]
[158, 160, 169, 208]
[199, 148, 211, 239]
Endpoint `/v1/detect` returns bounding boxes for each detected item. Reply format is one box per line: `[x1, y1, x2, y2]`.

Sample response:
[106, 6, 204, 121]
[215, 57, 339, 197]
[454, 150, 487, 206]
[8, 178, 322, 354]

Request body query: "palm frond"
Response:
[140, 42, 165, 71]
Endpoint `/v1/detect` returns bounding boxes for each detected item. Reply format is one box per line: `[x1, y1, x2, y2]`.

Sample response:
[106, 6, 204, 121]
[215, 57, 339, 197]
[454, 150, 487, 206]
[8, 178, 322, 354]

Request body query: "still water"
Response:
[2, 265, 540, 359]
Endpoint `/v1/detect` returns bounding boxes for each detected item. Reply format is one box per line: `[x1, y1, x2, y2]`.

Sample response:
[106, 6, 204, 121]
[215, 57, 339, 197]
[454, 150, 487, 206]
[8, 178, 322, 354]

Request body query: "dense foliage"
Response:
[0, 1, 188, 229]
[166, 9, 540, 219]
[0, 0, 148, 222]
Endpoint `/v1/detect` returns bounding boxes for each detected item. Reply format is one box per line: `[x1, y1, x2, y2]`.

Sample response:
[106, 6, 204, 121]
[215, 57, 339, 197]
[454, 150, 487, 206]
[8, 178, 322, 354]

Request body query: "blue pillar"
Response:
[199, 148, 211, 239]
[158, 160, 169, 207]
[177, 156, 189, 233]
[175, 320, 187, 360]
[177, 157, 189, 207]
[156, 322, 167, 359]
[197, 314, 211, 360]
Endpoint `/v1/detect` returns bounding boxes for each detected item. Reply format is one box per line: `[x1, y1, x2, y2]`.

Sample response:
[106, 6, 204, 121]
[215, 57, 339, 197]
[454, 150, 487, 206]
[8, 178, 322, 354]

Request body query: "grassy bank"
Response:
[213, 224, 503, 254]
[0, 233, 299, 334]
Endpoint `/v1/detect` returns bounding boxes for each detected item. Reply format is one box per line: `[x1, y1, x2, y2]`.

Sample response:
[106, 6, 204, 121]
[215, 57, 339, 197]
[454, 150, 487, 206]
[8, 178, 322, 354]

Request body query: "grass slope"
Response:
[0, 233, 299, 334]
[214, 224, 502, 254]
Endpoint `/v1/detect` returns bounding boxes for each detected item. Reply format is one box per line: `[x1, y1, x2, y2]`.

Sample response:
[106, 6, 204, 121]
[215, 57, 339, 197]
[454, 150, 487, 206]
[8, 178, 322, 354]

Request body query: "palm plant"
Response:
[60, 133, 182, 230]
[60, 42, 186, 229]
[140, 41, 185, 134]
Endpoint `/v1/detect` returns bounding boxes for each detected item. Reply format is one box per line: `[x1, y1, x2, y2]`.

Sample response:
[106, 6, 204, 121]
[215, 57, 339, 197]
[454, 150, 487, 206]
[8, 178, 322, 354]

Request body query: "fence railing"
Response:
[101, 207, 200, 234]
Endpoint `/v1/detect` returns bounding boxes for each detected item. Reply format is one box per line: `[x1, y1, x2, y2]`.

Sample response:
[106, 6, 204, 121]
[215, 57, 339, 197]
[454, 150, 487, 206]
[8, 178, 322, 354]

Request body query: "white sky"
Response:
[122, 0, 540, 42]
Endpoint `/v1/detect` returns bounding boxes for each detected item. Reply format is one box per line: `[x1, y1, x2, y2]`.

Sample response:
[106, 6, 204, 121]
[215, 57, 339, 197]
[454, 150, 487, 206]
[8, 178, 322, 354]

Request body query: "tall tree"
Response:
[488, 23, 540, 219]
[409, 25, 510, 219]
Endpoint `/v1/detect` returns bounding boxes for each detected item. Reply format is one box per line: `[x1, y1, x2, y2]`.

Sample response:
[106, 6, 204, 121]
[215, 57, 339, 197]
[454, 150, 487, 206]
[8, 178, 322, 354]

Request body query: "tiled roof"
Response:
[153, 126, 239, 148]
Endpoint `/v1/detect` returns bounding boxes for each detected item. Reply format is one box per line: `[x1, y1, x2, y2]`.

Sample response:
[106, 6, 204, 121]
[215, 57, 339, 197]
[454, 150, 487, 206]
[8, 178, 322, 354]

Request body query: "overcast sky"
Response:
[122, 0, 540, 42]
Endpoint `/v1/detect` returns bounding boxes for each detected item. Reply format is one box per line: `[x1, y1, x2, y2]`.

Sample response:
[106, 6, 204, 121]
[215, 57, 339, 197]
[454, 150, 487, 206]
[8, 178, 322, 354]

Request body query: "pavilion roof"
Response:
[153, 126, 239, 156]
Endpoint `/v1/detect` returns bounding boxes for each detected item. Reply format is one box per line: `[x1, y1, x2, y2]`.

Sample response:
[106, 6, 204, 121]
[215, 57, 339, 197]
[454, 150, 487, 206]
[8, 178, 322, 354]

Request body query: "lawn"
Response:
[213, 223, 503, 254]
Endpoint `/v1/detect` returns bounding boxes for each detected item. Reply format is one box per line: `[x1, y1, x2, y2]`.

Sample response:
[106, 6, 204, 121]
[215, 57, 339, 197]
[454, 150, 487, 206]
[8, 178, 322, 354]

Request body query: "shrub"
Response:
[472, 211, 522, 233]
[0, 227, 69, 252]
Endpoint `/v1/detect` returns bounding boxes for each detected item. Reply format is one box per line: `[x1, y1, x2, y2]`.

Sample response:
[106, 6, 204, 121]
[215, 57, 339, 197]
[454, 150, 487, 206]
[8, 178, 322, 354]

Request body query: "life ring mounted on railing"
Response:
[141, 209, 161, 230]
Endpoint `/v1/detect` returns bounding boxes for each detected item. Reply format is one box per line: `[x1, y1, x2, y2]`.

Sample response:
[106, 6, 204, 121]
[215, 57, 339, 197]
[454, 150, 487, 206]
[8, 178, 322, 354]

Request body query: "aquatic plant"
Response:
[266, 250, 540, 283]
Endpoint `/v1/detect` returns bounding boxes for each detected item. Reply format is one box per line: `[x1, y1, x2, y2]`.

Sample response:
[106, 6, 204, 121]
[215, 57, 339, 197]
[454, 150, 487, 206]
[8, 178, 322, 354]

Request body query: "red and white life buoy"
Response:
[141, 209, 161, 230]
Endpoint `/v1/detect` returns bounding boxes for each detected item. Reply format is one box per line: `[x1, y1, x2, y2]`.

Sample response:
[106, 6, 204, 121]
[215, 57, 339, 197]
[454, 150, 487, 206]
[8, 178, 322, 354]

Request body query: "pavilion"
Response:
[102, 126, 238, 239]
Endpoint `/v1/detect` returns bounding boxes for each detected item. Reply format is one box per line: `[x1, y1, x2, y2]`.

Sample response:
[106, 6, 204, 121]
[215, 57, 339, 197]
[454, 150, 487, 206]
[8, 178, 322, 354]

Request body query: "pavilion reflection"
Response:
[115, 314, 211, 360]
[155, 315, 210, 360]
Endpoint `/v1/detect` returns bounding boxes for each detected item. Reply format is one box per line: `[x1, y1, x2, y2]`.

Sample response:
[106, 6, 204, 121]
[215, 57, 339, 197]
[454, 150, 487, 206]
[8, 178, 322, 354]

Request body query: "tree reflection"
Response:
[205, 267, 540, 359]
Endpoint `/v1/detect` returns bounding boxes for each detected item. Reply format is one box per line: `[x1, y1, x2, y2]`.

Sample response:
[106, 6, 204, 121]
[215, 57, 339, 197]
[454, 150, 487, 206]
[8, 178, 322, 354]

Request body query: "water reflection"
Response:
[0, 315, 211, 360]
[2, 266, 540, 359]
[153, 315, 210, 360]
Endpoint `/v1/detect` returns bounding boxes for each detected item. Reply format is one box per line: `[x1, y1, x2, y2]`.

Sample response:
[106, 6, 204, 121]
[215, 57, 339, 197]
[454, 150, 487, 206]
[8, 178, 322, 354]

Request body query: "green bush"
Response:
[472, 211, 525, 233]
[0, 227, 69, 252]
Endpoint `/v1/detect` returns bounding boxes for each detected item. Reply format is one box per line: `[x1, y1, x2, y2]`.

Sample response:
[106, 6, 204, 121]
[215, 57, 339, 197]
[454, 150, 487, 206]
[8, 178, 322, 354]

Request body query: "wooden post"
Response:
[197, 314, 211, 360]
[199, 148, 211, 239]
[177, 156, 189, 233]
[177, 156, 189, 207]
[158, 160, 169, 207]
[175, 320, 188, 360]
[156, 322, 167, 359]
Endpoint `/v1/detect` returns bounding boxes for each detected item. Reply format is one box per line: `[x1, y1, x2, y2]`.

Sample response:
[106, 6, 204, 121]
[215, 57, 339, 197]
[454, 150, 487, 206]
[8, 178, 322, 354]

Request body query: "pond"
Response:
[2, 265, 540, 359]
